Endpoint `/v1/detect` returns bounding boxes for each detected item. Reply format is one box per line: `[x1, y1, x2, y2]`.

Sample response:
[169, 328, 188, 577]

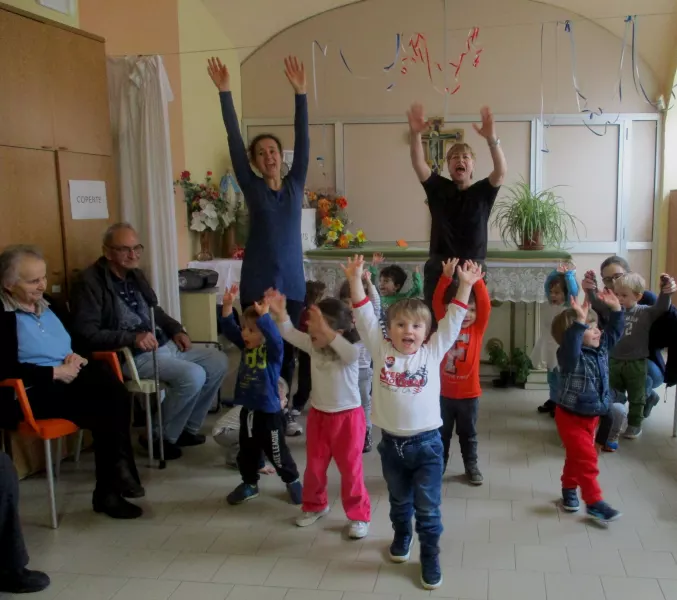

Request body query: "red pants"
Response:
[555, 407, 603, 505]
[303, 407, 371, 522]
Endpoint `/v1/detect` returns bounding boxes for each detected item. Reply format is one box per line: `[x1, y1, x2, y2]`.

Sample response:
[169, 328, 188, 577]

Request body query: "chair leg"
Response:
[55, 437, 63, 480]
[74, 430, 84, 464]
[145, 393, 154, 467]
[44, 440, 58, 529]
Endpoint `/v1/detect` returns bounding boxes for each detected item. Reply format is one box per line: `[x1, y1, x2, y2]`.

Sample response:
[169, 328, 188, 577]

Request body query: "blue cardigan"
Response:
[219, 92, 309, 303]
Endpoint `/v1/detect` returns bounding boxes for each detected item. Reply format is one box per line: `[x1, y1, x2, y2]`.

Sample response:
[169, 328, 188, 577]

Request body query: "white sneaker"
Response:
[291, 408, 302, 417]
[348, 520, 370, 539]
[285, 414, 303, 437]
[296, 507, 330, 527]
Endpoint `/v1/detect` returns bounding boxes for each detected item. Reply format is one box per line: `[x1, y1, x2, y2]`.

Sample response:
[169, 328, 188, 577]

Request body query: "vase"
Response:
[196, 231, 213, 261]
[518, 230, 544, 251]
[221, 226, 237, 258]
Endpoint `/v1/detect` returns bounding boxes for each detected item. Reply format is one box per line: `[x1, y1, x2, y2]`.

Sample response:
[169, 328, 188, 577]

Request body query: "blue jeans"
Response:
[378, 429, 444, 556]
[646, 360, 663, 396]
[547, 368, 560, 401]
[127, 341, 228, 444]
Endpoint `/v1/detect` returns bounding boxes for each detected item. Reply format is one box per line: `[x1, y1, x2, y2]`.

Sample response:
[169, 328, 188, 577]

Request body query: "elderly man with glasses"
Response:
[70, 223, 228, 460]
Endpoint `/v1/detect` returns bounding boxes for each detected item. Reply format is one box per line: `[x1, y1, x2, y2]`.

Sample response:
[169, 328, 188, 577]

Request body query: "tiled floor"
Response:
[8, 385, 677, 600]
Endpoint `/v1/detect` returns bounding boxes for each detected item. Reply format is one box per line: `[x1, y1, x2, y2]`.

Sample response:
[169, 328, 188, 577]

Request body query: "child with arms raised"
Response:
[370, 252, 423, 313]
[551, 291, 624, 523]
[433, 258, 491, 484]
[267, 290, 371, 539]
[532, 263, 579, 417]
[219, 285, 302, 506]
[345, 254, 480, 590]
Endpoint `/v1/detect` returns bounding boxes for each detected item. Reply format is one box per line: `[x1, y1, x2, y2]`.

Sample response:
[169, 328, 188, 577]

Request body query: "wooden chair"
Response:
[0, 351, 122, 529]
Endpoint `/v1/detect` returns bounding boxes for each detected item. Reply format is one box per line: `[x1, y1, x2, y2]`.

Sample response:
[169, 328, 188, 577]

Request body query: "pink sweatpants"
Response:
[302, 407, 371, 522]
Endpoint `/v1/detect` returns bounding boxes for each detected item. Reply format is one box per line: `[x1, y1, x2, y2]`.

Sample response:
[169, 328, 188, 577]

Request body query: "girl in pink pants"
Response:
[268, 291, 371, 539]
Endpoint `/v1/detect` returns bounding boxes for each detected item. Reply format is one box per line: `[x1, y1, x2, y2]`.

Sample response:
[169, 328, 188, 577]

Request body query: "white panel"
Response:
[628, 249, 653, 286]
[629, 120, 657, 242]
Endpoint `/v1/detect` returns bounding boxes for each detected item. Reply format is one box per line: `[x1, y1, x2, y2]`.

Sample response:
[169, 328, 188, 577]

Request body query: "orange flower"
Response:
[336, 196, 348, 209]
[318, 209, 328, 219]
[318, 198, 331, 212]
[322, 216, 332, 227]
[338, 235, 349, 248]
[396, 239, 408, 247]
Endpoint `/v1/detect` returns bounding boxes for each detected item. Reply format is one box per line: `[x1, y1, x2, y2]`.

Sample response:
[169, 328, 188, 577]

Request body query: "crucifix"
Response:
[422, 117, 464, 174]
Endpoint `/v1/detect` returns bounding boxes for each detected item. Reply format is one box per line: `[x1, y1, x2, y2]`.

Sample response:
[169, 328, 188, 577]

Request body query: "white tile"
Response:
[225, 585, 288, 600]
[340, 594, 399, 600]
[160, 526, 223, 553]
[433, 566, 489, 599]
[111, 578, 179, 599]
[318, 560, 379, 592]
[515, 545, 569, 573]
[619, 548, 677, 578]
[566, 547, 626, 576]
[12, 572, 78, 600]
[264, 557, 328, 589]
[489, 520, 539, 544]
[544, 573, 605, 600]
[373, 563, 434, 596]
[488, 570, 545, 600]
[57, 546, 129, 576]
[601, 576, 665, 600]
[158, 552, 227, 582]
[114, 549, 179, 579]
[636, 526, 677, 551]
[659, 578, 677, 600]
[257, 530, 317, 558]
[168, 582, 233, 600]
[586, 523, 643, 549]
[211, 555, 278, 585]
[208, 528, 269, 555]
[53, 574, 128, 600]
[537, 521, 591, 548]
[284, 590, 343, 600]
[442, 518, 490, 543]
[466, 499, 513, 520]
[462, 541, 515, 570]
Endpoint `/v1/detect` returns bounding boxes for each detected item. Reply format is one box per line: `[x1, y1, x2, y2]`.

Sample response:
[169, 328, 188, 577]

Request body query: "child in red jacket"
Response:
[433, 259, 491, 485]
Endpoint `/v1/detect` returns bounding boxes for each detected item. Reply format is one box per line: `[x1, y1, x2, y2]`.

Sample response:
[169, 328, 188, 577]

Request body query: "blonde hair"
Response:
[613, 272, 645, 295]
[386, 298, 432, 336]
[446, 142, 476, 161]
[551, 308, 598, 346]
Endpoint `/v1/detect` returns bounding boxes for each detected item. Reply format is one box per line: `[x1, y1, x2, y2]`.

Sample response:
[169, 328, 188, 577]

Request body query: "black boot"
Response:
[93, 491, 143, 519]
[0, 568, 50, 594]
[537, 399, 555, 413]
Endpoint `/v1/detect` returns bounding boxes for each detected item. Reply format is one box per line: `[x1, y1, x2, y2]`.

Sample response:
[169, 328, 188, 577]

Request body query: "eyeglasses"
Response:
[106, 244, 144, 255]
[602, 273, 624, 286]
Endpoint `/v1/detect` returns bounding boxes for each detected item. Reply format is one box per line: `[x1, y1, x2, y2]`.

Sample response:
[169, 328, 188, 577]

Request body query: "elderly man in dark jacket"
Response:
[70, 223, 228, 460]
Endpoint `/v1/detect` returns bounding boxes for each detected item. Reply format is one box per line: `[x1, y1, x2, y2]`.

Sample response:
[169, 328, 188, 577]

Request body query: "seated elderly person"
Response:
[70, 223, 228, 460]
[0, 245, 144, 520]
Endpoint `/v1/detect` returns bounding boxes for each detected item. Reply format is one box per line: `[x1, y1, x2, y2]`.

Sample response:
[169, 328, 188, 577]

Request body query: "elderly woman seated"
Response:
[0, 245, 144, 519]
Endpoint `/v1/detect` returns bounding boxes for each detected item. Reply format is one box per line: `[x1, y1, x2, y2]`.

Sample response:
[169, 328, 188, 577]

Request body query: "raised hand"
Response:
[284, 56, 306, 94]
[472, 106, 496, 140]
[372, 252, 385, 266]
[264, 289, 287, 320]
[221, 283, 238, 317]
[441, 258, 459, 279]
[598, 288, 621, 312]
[581, 270, 597, 292]
[660, 273, 677, 295]
[407, 102, 429, 134]
[341, 255, 365, 281]
[207, 57, 230, 92]
[362, 269, 373, 284]
[458, 260, 484, 286]
[570, 295, 591, 323]
[254, 299, 270, 316]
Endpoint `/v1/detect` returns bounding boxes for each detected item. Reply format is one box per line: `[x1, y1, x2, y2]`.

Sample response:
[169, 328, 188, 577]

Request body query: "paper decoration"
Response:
[69, 180, 109, 220]
[301, 208, 317, 252]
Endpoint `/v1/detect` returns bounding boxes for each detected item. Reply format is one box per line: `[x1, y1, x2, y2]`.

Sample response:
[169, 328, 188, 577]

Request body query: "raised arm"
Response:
[407, 103, 433, 183]
[207, 57, 255, 189]
[284, 56, 309, 185]
[647, 274, 676, 321]
[472, 106, 506, 188]
[432, 273, 452, 323]
[277, 319, 313, 354]
[328, 334, 360, 365]
[256, 313, 284, 364]
[474, 278, 492, 333]
[407, 268, 423, 298]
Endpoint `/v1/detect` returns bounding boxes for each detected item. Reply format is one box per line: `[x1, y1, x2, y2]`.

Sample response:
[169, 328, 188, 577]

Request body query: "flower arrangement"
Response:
[175, 170, 226, 232]
[305, 190, 367, 249]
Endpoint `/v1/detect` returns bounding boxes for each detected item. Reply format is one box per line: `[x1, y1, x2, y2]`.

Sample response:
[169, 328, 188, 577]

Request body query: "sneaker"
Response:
[291, 408, 302, 417]
[644, 391, 660, 418]
[363, 427, 373, 453]
[286, 479, 303, 505]
[623, 425, 642, 439]
[603, 435, 619, 453]
[176, 430, 206, 447]
[465, 464, 484, 486]
[226, 483, 259, 505]
[285, 411, 303, 437]
[561, 488, 580, 512]
[389, 532, 414, 563]
[587, 500, 622, 523]
[348, 520, 370, 539]
[0, 568, 51, 594]
[538, 400, 555, 413]
[420, 553, 443, 590]
[296, 507, 330, 527]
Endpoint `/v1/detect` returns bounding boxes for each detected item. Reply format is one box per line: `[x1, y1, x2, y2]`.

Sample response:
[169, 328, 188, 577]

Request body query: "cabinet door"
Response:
[0, 10, 55, 149]
[49, 29, 112, 156]
[56, 151, 119, 291]
[0, 146, 66, 296]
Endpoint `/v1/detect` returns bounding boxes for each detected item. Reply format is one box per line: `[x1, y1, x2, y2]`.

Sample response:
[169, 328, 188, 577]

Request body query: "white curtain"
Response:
[107, 55, 181, 320]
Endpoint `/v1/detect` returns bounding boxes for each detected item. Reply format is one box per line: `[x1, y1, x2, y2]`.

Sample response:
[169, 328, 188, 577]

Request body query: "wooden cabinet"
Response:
[49, 27, 112, 156]
[0, 10, 55, 149]
[56, 151, 119, 290]
[0, 146, 66, 296]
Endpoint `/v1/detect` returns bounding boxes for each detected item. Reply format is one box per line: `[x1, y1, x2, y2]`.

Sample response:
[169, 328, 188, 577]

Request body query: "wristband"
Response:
[488, 137, 500, 147]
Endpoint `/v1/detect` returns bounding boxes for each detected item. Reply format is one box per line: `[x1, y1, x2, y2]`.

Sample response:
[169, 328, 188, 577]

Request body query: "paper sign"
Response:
[69, 180, 109, 220]
[301, 208, 317, 252]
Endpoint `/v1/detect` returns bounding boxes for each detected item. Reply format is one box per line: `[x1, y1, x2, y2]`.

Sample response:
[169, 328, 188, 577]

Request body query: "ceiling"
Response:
[203, 0, 677, 84]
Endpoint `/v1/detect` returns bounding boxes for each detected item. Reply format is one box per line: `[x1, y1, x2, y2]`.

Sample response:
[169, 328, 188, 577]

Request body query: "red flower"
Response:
[207, 170, 213, 176]
[180, 170, 190, 180]
[336, 196, 348, 209]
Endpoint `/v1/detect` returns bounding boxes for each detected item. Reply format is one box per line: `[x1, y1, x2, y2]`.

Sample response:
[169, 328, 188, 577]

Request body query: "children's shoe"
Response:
[296, 507, 330, 527]
[389, 533, 413, 563]
[465, 464, 484, 486]
[623, 426, 642, 439]
[290, 408, 302, 417]
[363, 427, 373, 453]
[603, 436, 619, 453]
[226, 483, 259, 505]
[587, 500, 621, 523]
[286, 479, 303, 505]
[420, 554, 443, 590]
[348, 520, 370, 539]
[538, 400, 555, 413]
[285, 411, 303, 437]
[644, 391, 660, 418]
[561, 488, 580, 512]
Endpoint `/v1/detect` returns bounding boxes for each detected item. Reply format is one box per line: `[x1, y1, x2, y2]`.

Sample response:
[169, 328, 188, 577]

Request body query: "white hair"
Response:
[103, 222, 136, 247]
[0, 245, 43, 289]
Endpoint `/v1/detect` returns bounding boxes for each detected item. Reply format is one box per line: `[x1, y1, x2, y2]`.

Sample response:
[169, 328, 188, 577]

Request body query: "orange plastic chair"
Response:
[0, 351, 122, 529]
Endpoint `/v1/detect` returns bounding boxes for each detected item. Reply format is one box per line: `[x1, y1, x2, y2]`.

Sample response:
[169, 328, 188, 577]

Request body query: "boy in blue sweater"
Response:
[220, 284, 302, 506]
[550, 290, 624, 523]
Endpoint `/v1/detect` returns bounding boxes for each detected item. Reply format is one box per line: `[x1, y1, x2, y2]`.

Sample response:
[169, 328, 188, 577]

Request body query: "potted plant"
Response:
[491, 179, 584, 250]
[510, 348, 533, 387]
[486, 339, 512, 388]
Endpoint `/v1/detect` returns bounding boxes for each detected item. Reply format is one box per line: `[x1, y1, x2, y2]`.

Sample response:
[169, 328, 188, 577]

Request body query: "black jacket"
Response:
[69, 257, 183, 352]
[649, 305, 677, 387]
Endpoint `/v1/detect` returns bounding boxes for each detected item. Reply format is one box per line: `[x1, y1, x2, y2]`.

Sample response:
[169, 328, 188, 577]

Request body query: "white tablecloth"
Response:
[187, 259, 242, 298]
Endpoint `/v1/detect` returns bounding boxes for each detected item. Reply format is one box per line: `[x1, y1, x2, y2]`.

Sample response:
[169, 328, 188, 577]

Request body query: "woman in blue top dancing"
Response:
[207, 55, 309, 400]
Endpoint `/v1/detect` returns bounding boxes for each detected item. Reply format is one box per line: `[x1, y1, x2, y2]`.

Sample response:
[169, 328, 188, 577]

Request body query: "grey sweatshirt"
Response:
[587, 290, 671, 361]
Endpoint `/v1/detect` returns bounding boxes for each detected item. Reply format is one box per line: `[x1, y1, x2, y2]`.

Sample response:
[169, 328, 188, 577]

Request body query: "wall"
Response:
[1, 0, 78, 26]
